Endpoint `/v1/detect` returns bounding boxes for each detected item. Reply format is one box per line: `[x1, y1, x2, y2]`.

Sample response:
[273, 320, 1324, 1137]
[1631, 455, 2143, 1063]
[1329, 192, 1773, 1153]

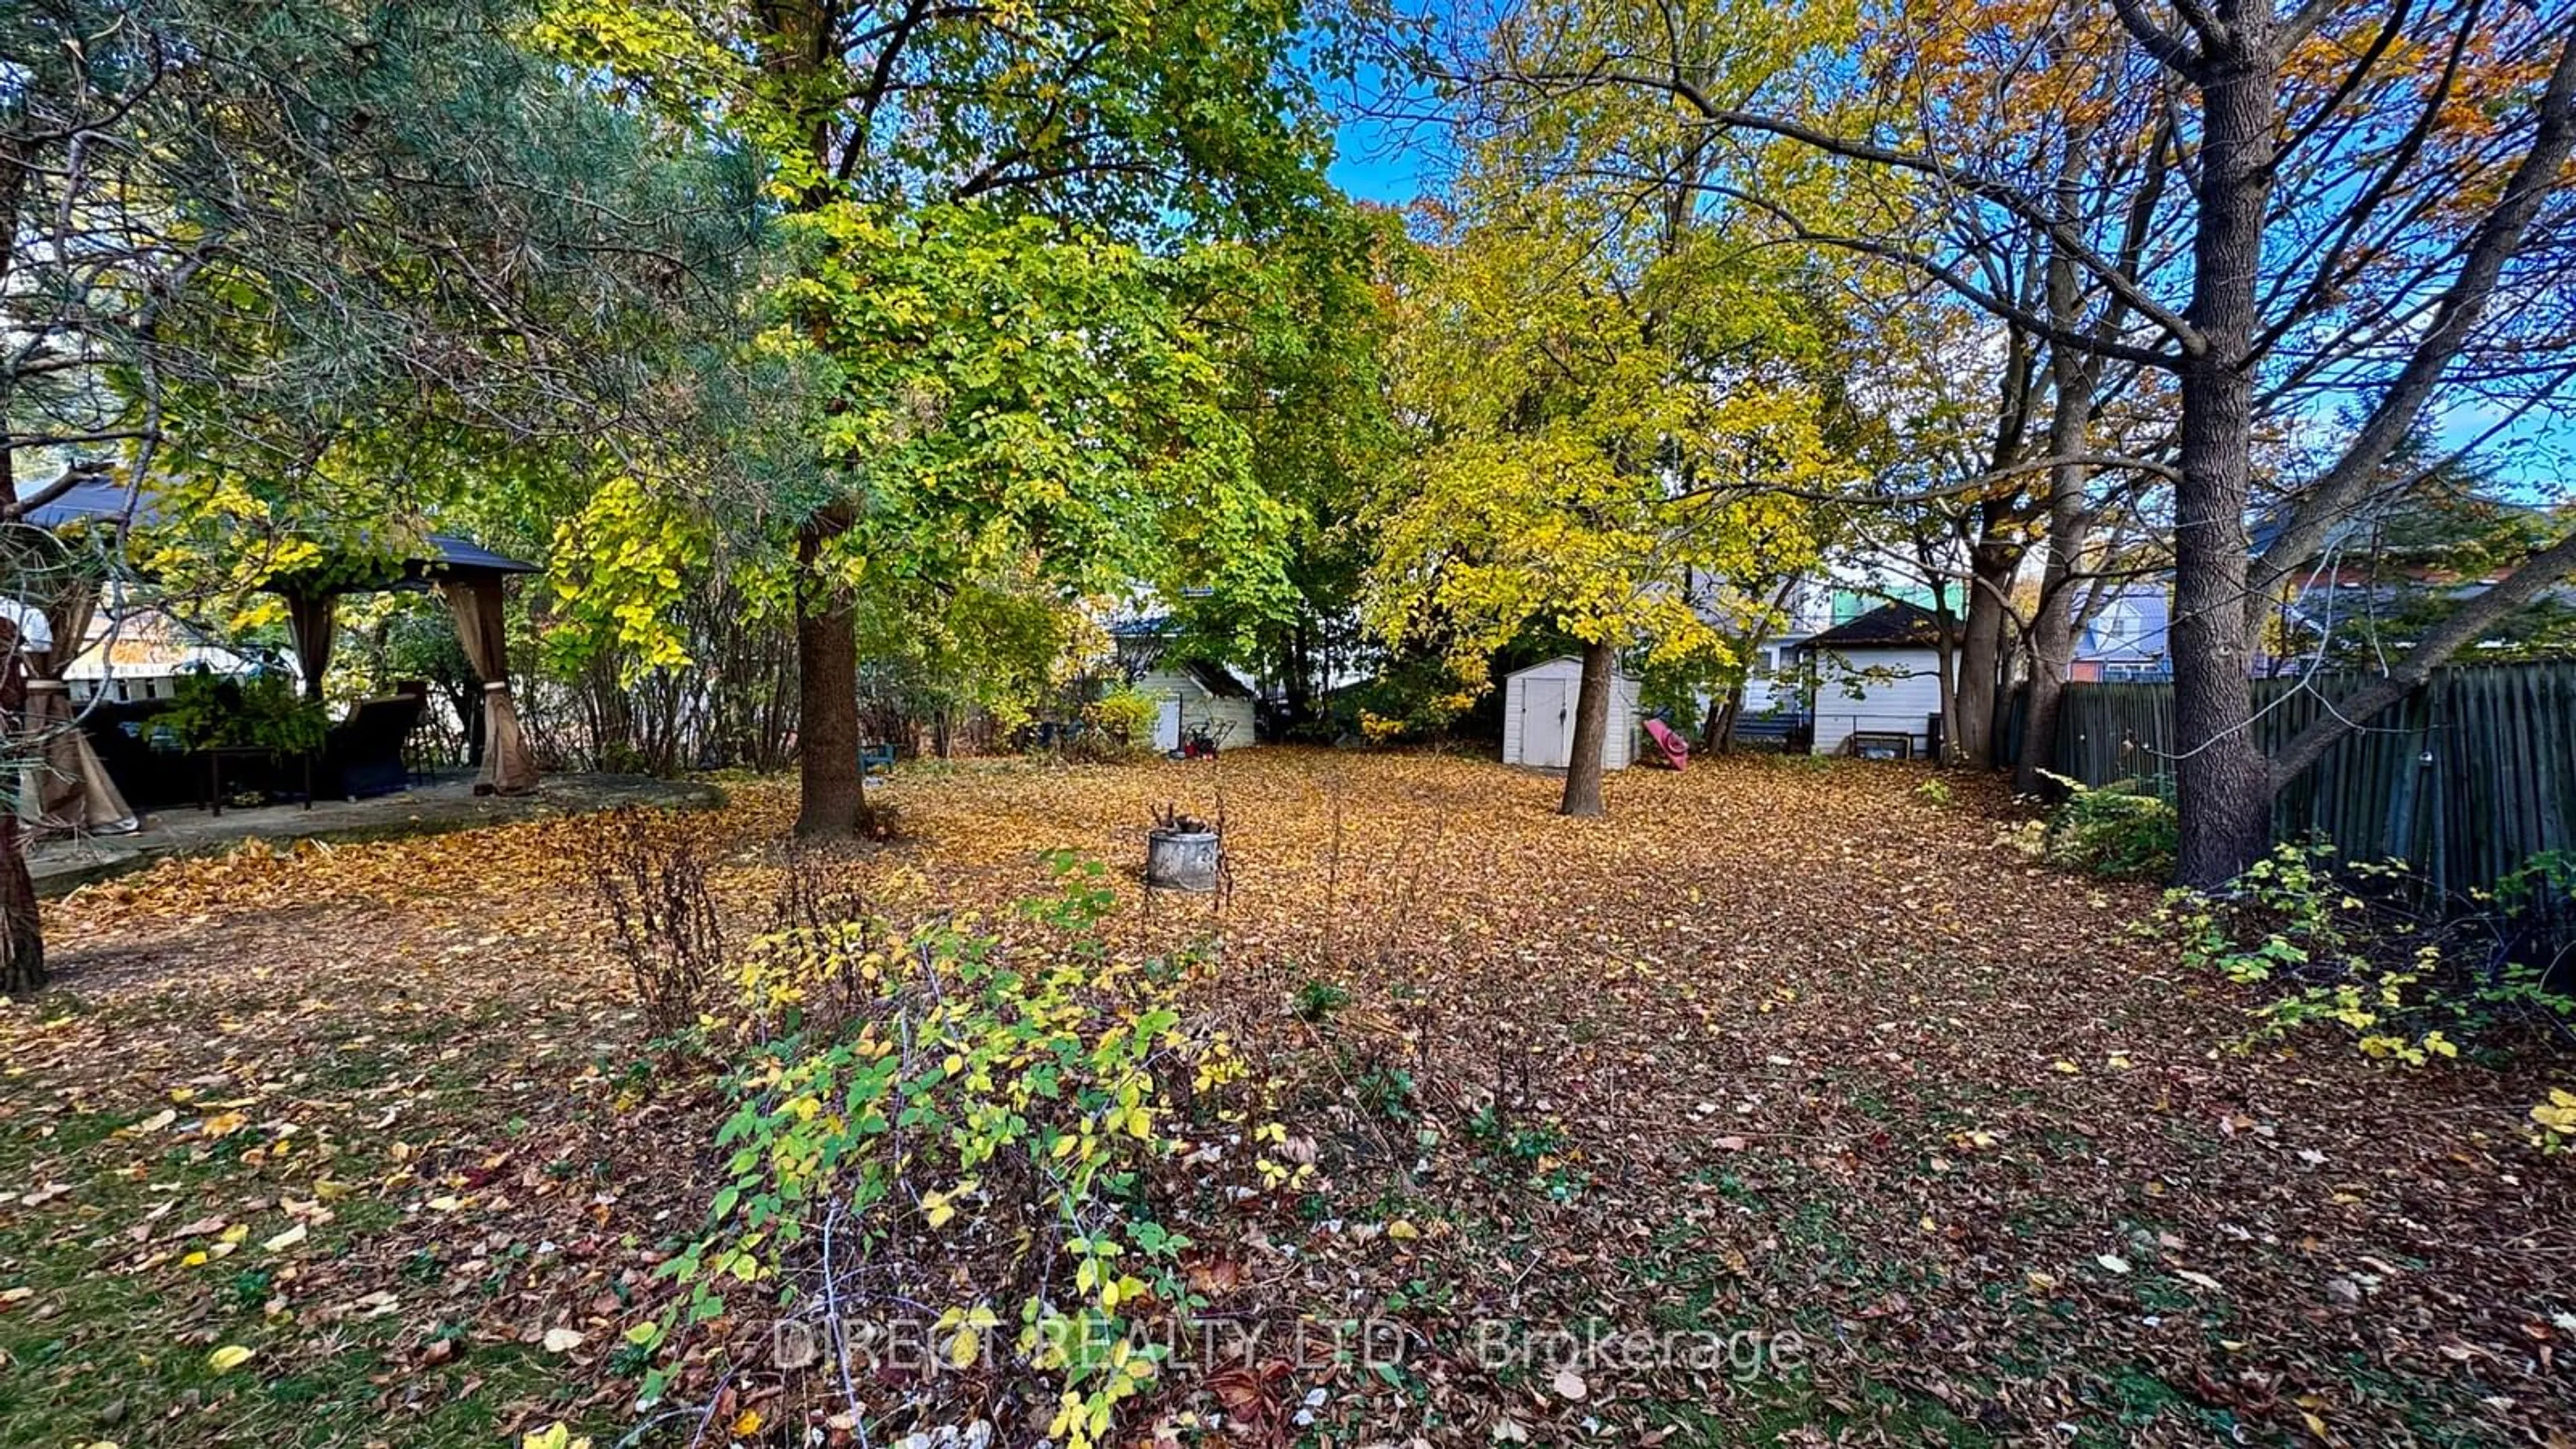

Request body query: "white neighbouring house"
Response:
[1794, 602, 1957, 759]
[1501, 656, 1642, 771]
[1132, 660, 1260, 751]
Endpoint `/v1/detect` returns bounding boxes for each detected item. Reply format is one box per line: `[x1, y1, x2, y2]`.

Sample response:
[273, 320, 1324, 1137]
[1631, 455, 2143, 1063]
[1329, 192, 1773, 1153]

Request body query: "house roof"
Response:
[1183, 660, 1255, 699]
[1799, 602, 1957, 650]
[1503, 654, 1639, 682]
[1110, 612, 1173, 639]
[2077, 587, 2171, 662]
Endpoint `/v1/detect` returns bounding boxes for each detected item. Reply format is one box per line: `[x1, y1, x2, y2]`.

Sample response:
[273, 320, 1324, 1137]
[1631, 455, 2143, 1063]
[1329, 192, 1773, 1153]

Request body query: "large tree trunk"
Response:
[2020, 527, 2086, 795]
[793, 521, 867, 838]
[1284, 617, 1313, 732]
[0, 627, 41, 996]
[2021, 341, 2097, 793]
[2169, 38, 2278, 888]
[1558, 639, 1615, 818]
[0, 813, 39, 998]
[1952, 522, 2019, 768]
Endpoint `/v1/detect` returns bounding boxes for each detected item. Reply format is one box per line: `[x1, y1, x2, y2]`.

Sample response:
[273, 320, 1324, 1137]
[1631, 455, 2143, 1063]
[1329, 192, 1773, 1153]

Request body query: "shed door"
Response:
[1153, 698, 1183, 752]
[1521, 678, 1571, 768]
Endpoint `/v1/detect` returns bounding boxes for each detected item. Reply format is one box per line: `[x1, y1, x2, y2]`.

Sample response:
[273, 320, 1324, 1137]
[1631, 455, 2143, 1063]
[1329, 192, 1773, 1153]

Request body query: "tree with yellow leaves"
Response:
[1435, 0, 2576, 883]
[1371, 150, 1854, 816]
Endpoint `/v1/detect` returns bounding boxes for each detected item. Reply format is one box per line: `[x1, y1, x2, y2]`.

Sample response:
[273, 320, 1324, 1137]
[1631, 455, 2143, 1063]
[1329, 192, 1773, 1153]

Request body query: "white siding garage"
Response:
[1501, 656, 1640, 770]
[1134, 662, 1259, 751]
[1794, 603, 1955, 757]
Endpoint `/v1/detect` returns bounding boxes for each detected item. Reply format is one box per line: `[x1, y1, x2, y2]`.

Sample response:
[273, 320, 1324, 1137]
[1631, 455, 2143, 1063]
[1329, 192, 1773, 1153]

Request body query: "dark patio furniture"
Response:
[320, 694, 427, 800]
[79, 700, 196, 812]
[199, 745, 313, 816]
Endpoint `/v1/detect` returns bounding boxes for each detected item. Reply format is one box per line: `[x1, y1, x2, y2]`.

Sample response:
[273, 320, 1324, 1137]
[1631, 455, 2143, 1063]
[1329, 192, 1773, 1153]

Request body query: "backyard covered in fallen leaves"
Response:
[4, 749, 2573, 1447]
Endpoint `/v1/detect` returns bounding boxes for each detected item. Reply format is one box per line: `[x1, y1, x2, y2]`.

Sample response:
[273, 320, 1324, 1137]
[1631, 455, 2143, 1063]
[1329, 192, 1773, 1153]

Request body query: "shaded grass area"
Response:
[0, 1030, 592, 1445]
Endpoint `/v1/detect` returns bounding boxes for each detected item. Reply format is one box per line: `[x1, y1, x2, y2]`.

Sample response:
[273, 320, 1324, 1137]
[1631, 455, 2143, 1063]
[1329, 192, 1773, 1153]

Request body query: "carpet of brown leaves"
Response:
[5, 749, 2573, 1446]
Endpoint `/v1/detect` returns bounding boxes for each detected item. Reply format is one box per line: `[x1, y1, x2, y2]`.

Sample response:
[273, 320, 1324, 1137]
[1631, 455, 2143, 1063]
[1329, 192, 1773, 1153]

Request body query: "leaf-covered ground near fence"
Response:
[3, 749, 2573, 1446]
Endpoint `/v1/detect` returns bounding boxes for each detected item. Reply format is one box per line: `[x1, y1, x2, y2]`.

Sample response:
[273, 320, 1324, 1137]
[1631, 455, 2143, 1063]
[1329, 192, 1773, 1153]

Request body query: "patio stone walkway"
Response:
[26, 771, 724, 896]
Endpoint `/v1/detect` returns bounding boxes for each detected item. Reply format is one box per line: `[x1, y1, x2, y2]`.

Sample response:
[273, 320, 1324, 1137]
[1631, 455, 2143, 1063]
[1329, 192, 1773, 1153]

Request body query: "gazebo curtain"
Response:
[439, 578, 538, 794]
[20, 578, 138, 835]
[284, 591, 336, 702]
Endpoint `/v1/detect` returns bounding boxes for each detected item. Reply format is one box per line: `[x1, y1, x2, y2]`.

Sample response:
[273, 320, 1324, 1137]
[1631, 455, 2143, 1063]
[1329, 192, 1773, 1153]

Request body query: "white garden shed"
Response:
[1134, 661, 1260, 751]
[1501, 656, 1641, 771]
[1792, 602, 1953, 757]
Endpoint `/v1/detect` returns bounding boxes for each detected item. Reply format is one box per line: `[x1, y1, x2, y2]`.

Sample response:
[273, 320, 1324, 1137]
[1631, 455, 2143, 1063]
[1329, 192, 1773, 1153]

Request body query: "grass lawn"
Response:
[3, 749, 2571, 1446]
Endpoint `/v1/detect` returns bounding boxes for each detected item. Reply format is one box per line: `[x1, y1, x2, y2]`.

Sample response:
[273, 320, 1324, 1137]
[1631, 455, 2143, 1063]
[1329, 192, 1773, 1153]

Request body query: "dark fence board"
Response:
[2038, 663, 2576, 899]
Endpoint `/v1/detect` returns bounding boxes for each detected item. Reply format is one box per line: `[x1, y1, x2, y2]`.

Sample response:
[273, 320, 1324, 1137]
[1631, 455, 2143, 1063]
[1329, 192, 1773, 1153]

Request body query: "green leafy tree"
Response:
[1157, 202, 1411, 731]
[3, 0, 741, 993]
[2286, 453, 2576, 670]
[533, 0, 1347, 835]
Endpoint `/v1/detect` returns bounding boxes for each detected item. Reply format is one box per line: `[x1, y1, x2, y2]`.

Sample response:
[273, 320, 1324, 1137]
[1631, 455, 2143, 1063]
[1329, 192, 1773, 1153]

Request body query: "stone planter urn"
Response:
[1144, 826, 1221, 892]
[1144, 806, 1222, 892]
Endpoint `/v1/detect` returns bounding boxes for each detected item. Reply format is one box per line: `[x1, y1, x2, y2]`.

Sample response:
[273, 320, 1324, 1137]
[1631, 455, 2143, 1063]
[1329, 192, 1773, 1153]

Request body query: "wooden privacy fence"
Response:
[2045, 663, 2576, 899]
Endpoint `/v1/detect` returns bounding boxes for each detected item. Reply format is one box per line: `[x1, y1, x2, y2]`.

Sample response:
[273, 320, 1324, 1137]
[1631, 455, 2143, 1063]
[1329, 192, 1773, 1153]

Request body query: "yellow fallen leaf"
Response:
[207, 1344, 256, 1373]
[948, 1328, 979, 1367]
[261, 1225, 307, 1253]
[1387, 1219, 1419, 1240]
[425, 1195, 462, 1213]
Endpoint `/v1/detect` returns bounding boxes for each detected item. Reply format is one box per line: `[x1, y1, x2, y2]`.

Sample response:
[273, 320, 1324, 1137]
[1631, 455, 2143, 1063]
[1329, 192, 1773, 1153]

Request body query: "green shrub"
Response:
[1078, 686, 1161, 760]
[2039, 773, 2176, 879]
[1294, 978, 1352, 1021]
[643, 856, 1293, 1449]
[2154, 841, 2576, 1067]
[162, 670, 328, 754]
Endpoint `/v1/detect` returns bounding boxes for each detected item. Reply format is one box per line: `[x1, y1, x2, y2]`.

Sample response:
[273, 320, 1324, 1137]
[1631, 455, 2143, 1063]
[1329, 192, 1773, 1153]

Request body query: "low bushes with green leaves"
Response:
[633, 853, 1302, 1448]
[162, 670, 329, 754]
[2153, 842, 2576, 1075]
[1075, 687, 1162, 761]
[2031, 772, 2176, 880]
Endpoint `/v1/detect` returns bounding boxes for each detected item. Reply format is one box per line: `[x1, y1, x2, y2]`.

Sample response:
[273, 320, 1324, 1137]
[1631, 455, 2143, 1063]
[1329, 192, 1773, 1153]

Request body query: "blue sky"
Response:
[1327, 113, 1431, 209]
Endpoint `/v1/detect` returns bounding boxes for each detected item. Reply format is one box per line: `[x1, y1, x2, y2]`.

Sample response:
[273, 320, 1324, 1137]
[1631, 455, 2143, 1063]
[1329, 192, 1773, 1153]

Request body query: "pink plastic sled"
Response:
[1642, 717, 1690, 771]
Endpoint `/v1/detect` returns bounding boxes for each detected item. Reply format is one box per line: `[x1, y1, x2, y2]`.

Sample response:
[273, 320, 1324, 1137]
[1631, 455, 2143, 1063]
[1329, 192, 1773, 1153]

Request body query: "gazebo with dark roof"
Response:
[13, 474, 541, 830]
